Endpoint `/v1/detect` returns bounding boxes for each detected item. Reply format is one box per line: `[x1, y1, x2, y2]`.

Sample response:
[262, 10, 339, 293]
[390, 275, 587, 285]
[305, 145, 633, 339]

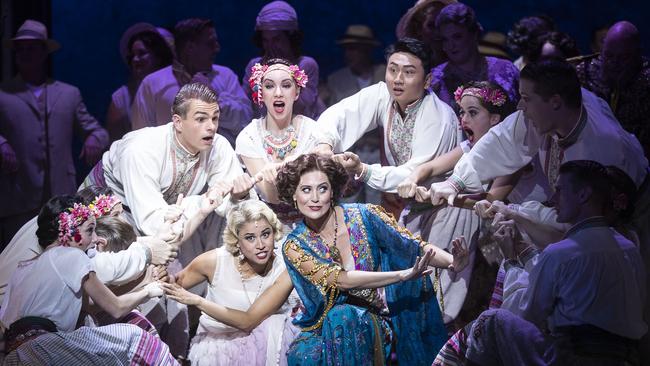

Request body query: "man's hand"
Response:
[484, 200, 516, 220]
[80, 135, 104, 166]
[0, 142, 18, 174]
[333, 152, 362, 175]
[430, 181, 458, 206]
[490, 213, 523, 260]
[199, 188, 225, 215]
[312, 143, 334, 157]
[231, 173, 261, 200]
[397, 177, 418, 198]
[139, 236, 178, 265]
[156, 194, 185, 243]
[414, 186, 431, 203]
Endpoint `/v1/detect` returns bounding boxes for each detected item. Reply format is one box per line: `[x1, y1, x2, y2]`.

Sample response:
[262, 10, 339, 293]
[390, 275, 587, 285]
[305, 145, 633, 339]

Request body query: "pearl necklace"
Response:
[237, 257, 271, 305]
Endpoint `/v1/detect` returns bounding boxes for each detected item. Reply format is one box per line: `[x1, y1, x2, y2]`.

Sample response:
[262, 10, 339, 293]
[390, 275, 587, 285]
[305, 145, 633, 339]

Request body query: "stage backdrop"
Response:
[51, 0, 648, 128]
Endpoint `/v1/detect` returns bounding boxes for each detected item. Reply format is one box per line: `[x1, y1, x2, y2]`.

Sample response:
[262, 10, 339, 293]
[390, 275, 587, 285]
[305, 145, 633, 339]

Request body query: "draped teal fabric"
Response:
[283, 203, 447, 365]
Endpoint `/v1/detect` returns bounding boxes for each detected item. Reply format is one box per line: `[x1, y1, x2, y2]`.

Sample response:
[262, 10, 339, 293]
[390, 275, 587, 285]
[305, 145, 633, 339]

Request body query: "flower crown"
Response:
[248, 63, 309, 106]
[58, 203, 93, 245]
[88, 194, 120, 217]
[454, 85, 507, 107]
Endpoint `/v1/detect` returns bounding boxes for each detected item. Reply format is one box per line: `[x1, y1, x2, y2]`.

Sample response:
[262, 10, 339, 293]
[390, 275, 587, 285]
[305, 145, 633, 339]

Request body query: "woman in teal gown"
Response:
[276, 154, 469, 365]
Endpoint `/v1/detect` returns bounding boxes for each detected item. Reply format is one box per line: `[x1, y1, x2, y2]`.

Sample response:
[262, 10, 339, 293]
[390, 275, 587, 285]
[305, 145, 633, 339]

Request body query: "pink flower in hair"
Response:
[58, 203, 93, 245]
[288, 65, 308, 88]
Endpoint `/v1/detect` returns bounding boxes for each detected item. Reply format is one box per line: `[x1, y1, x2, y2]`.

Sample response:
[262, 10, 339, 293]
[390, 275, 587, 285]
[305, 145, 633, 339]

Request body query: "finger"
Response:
[176, 193, 184, 206]
[408, 185, 416, 198]
[422, 269, 434, 276]
[254, 172, 264, 183]
[447, 191, 457, 206]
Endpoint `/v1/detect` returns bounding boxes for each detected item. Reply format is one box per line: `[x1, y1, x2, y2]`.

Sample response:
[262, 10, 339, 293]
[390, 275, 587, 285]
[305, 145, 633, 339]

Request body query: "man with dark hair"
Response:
[428, 58, 650, 362]
[131, 18, 251, 146]
[462, 160, 646, 365]
[313, 38, 479, 324]
[576, 20, 650, 158]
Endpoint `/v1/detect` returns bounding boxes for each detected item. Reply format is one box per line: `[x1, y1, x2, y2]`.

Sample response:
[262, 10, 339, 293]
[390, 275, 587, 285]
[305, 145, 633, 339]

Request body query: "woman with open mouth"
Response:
[234, 58, 321, 228]
[161, 199, 302, 366]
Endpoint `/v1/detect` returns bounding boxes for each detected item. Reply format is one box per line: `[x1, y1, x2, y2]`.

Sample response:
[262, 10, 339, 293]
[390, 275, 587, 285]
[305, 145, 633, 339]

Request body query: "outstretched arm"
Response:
[284, 240, 434, 291]
[83, 272, 161, 319]
[163, 270, 294, 333]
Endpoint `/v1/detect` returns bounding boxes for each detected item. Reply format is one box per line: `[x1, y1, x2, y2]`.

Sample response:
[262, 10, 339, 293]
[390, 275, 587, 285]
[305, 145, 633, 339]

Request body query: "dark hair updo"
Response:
[36, 195, 85, 249]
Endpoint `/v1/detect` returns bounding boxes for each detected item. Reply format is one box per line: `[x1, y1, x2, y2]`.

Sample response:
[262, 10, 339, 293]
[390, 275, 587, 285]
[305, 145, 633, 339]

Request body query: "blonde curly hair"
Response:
[223, 200, 284, 256]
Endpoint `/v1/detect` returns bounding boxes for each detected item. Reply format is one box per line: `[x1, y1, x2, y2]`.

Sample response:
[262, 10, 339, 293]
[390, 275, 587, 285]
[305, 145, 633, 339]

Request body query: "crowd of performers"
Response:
[0, 2, 649, 366]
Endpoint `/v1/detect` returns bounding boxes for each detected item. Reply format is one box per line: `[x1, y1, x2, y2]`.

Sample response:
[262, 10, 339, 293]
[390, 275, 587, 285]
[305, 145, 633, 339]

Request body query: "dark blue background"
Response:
[50, 0, 649, 122]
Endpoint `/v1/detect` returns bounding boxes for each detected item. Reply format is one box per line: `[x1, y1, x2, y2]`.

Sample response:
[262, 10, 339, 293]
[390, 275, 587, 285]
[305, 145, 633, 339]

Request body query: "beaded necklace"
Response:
[237, 256, 273, 305]
[262, 118, 298, 160]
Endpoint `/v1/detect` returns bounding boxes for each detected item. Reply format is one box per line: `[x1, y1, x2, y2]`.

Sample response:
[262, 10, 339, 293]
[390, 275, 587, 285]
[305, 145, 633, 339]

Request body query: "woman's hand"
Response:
[400, 249, 434, 282]
[161, 282, 203, 306]
[397, 177, 418, 198]
[449, 236, 469, 272]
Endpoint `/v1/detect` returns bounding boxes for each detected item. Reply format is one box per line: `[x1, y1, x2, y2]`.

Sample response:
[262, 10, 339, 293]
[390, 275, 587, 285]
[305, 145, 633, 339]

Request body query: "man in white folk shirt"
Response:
[426, 59, 650, 361]
[463, 160, 646, 365]
[313, 37, 477, 325]
[81, 82, 257, 358]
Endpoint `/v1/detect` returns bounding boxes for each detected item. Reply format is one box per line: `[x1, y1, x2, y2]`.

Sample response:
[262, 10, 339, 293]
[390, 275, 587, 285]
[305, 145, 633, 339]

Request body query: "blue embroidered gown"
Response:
[283, 203, 447, 365]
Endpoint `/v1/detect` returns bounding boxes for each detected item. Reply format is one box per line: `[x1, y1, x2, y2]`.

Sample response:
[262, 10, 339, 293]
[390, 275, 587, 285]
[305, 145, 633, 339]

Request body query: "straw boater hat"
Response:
[478, 31, 511, 60]
[336, 25, 381, 47]
[4, 19, 60, 52]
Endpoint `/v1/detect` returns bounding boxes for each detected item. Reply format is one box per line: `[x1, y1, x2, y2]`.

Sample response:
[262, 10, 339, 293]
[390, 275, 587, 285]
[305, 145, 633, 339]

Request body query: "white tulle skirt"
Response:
[188, 314, 300, 366]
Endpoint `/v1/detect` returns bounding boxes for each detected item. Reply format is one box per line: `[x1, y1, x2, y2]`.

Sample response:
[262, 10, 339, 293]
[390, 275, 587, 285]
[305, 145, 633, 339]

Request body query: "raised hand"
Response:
[400, 249, 435, 281]
[449, 236, 469, 272]
[161, 282, 203, 306]
[397, 177, 418, 198]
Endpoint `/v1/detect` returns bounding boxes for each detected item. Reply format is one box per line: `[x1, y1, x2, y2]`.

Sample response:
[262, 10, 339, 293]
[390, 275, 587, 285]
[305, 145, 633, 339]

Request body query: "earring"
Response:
[236, 245, 245, 262]
[293, 199, 298, 209]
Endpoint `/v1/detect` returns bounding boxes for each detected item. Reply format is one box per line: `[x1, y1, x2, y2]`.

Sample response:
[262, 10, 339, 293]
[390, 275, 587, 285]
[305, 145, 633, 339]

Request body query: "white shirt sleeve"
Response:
[452, 111, 541, 192]
[365, 96, 459, 192]
[316, 83, 387, 151]
[54, 248, 94, 293]
[90, 242, 148, 285]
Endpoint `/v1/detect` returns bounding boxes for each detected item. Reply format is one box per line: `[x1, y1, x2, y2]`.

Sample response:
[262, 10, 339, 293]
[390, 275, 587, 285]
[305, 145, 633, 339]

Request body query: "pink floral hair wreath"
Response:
[454, 85, 507, 107]
[58, 203, 93, 245]
[248, 63, 308, 106]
